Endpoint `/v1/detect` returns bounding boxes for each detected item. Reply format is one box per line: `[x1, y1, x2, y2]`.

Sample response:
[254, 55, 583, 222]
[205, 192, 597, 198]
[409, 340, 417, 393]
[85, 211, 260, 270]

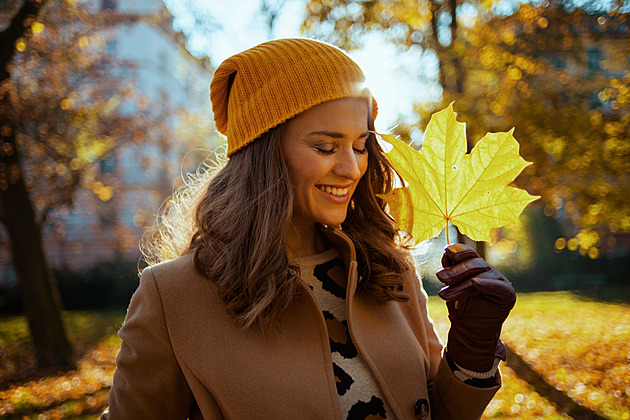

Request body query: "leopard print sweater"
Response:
[291, 248, 393, 420]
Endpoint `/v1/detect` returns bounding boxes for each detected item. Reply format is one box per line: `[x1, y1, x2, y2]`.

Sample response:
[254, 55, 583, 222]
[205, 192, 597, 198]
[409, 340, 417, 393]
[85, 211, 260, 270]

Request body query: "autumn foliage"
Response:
[303, 0, 630, 258]
[1, 0, 146, 216]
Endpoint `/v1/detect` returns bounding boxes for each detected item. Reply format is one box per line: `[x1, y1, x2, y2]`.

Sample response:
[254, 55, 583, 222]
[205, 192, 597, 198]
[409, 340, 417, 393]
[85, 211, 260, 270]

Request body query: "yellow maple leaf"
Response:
[378, 104, 540, 245]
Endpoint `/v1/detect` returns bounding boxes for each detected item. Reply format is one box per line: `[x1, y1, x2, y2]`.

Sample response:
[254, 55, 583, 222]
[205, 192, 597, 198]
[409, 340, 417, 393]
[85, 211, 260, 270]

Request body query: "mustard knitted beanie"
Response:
[210, 38, 378, 156]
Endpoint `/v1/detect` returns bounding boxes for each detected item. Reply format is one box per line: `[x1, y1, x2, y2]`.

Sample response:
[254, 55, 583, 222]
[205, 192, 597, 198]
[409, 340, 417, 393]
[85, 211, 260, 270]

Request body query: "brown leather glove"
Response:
[436, 243, 516, 372]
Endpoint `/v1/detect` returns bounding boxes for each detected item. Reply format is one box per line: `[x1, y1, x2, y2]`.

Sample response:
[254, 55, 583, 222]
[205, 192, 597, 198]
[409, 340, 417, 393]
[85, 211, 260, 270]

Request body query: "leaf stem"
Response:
[446, 221, 450, 244]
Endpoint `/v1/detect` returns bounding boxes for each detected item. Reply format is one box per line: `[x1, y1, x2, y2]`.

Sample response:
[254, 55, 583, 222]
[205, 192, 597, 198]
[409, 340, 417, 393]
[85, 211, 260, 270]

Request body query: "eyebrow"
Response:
[307, 130, 370, 139]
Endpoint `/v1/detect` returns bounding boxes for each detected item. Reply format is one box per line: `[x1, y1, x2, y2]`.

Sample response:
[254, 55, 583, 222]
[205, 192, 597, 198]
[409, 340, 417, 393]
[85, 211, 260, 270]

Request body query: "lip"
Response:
[315, 184, 352, 203]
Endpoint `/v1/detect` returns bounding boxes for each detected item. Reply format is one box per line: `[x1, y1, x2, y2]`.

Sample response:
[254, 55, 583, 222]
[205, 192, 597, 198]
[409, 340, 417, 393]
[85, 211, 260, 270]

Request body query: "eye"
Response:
[353, 140, 368, 155]
[316, 147, 336, 155]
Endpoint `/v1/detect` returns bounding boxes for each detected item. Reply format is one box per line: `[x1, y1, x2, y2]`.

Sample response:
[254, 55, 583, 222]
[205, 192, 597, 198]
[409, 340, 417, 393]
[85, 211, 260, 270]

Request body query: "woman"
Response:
[102, 38, 515, 420]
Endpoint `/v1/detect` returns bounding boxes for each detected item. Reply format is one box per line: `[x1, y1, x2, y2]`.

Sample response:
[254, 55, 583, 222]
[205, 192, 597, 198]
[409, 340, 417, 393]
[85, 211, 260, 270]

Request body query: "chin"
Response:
[319, 214, 348, 227]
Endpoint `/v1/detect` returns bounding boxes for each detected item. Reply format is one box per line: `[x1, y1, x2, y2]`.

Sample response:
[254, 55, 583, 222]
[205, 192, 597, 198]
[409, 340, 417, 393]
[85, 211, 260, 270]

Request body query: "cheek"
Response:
[285, 154, 309, 185]
[289, 154, 330, 186]
[287, 164, 317, 195]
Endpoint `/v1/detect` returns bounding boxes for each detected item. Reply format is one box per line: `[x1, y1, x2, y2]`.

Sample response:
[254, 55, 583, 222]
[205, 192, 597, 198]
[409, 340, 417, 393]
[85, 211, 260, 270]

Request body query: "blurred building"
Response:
[1, 0, 216, 285]
[544, 10, 628, 111]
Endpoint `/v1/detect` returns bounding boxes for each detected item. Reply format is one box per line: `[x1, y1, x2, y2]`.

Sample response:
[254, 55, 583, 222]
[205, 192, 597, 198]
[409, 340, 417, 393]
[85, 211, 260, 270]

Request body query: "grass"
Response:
[427, 291, 630, 419]
[500, 292, 630, 419]
[0, 311, 124, 419]
[0, 290, 629, 419]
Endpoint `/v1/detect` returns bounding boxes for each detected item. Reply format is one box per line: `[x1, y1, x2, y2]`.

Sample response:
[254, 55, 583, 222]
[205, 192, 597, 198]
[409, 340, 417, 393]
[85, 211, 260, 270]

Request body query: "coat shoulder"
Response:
[142, 253, 202, 288]
[139, 253, 223, 310]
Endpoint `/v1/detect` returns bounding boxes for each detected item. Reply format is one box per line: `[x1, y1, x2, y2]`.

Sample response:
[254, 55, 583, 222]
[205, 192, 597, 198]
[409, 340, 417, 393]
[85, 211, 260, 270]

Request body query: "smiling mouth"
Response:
[316, 185, 350, 197]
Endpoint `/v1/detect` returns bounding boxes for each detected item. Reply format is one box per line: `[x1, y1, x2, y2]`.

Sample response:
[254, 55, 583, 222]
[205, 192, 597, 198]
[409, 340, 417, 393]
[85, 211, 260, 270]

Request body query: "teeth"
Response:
[318, 186, 349, 196]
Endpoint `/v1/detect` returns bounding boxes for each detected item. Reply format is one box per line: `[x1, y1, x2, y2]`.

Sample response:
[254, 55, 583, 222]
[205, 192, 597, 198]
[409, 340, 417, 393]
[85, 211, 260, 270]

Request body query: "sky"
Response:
[163, 0, 440, 139]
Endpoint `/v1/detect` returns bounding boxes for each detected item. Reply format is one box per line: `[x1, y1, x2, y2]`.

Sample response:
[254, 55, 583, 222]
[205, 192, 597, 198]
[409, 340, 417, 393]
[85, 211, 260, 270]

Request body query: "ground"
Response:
[0, 290, 628, 419]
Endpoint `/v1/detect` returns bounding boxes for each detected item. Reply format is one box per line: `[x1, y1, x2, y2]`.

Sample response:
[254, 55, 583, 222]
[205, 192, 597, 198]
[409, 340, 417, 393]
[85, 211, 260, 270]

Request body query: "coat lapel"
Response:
[322, 226, 432, 420]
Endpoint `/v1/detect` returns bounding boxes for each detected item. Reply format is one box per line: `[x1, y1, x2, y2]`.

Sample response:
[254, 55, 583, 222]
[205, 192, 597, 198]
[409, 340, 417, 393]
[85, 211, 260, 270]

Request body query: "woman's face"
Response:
[281, 97, 369, 233]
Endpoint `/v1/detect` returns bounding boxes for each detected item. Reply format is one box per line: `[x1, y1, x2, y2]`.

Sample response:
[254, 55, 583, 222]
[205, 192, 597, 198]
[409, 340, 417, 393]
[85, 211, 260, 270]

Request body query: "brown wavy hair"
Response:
[143, 116, 413, 330]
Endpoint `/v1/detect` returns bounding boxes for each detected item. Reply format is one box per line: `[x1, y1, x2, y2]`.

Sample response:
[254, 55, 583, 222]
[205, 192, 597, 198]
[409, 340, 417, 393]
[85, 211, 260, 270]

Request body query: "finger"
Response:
[438, 278, 479, 301]
[436, 257, 489, 286]
[471, 271, 516, 309]
[441, 243, 479, 267]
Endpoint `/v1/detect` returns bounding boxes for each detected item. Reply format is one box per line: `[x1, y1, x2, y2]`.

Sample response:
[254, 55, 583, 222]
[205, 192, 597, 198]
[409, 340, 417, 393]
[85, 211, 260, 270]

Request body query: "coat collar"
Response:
[319, 224, 356, 263]
[319, 224, 359, 290]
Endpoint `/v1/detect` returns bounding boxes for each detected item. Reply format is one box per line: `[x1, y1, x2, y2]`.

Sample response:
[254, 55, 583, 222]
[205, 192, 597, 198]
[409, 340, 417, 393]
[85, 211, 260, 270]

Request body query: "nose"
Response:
[333, 148, 364, 180]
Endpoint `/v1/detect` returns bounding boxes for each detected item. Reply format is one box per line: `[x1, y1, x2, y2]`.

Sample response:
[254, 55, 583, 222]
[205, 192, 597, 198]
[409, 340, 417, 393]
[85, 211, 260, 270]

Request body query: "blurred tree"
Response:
[0, 0, 146, 369]
[303, 0, 630, 261]
[260, 0, 288, 36]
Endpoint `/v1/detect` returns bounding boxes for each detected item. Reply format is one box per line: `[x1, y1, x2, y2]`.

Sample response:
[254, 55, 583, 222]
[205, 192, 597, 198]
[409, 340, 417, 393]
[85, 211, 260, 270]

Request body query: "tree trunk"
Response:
[0, 0, 73, 371]
[0, 1, 50, 81]
[429, 0, 446, 89]
[0, 98, 75, 370]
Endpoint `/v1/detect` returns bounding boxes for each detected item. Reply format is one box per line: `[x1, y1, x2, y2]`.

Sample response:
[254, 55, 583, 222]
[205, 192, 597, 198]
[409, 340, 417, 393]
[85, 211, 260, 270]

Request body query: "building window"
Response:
[550, 55, 566, 69]
[587, 47, 603, 72]
[102, 0, 117, 10]
[100, 155, 116, 174]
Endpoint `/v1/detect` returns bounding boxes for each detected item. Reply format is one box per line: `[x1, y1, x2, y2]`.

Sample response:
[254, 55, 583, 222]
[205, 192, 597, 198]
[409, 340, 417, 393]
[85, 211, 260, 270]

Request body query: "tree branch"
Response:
[0, 0, 50, 82]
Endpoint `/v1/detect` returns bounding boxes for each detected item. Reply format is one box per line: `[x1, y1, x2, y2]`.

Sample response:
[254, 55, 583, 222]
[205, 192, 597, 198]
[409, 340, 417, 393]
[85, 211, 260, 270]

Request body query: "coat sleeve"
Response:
[409, 271, 500, 420]
[101, 267, 195, 419]
[430, 357, 500, 419]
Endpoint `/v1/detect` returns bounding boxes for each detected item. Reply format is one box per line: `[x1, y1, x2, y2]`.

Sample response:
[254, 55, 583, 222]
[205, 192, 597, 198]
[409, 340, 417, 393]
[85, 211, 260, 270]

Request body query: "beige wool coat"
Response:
[102, 227, 499, 419]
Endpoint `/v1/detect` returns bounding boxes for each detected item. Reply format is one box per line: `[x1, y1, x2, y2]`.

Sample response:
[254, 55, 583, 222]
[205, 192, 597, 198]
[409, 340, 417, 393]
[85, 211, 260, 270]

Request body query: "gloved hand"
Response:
[436, 243, 516, 372]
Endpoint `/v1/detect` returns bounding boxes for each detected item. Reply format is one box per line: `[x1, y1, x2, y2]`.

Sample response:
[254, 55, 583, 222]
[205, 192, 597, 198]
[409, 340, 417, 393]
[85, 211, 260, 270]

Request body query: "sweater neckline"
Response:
[289, 248, 340, 269]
